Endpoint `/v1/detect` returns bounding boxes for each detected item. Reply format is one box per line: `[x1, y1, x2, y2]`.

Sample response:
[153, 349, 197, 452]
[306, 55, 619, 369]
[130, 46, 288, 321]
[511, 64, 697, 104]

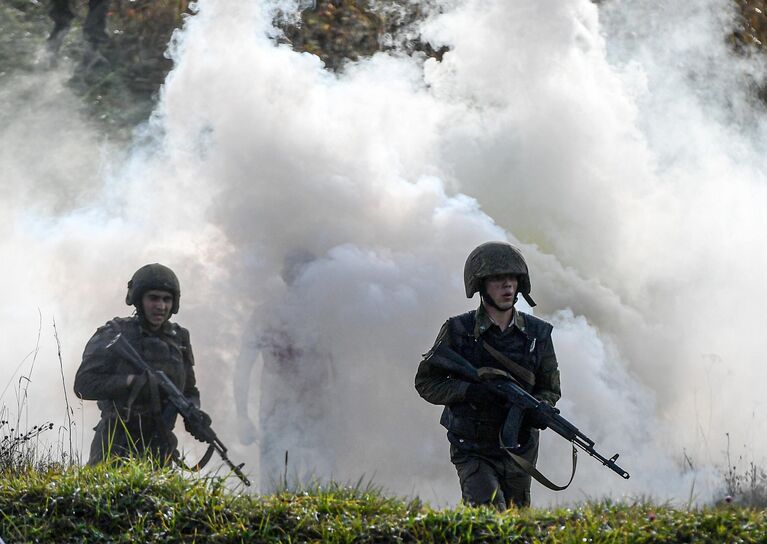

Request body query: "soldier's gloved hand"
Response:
[127, 371, 159, 401]
[185, 410, 213, 442]
[465, 383, 507, 408]
[525, 404, 558, 430]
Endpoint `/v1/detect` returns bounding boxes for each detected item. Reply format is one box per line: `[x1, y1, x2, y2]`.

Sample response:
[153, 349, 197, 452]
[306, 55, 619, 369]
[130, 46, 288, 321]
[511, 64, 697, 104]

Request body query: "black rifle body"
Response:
[106, 332, 251, 486]
[430, 345, 630, 480]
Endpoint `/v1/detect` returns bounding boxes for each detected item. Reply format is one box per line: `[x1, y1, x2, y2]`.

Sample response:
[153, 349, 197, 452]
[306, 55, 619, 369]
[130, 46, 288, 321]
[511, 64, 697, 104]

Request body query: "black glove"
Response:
[184, 410, 213, 442]
[127, 371, 160, 403]
[524, 403, 559, 430]
[465, 383, 507, 408]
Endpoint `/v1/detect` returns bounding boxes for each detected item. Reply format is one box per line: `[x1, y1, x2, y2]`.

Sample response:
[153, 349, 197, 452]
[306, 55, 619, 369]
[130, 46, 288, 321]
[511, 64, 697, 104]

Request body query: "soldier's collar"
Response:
[138, 317, 176, 336]
[473, 303, 525, 337]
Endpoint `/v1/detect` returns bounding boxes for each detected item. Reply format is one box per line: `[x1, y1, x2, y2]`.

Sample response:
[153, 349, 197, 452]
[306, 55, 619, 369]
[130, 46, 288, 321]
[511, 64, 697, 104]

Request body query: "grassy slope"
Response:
[0, 463, 765, 543]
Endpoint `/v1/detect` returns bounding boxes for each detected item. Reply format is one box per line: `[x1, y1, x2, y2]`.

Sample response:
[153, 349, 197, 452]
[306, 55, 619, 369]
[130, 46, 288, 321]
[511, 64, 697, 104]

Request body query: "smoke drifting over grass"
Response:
[2, 0, 766, 506]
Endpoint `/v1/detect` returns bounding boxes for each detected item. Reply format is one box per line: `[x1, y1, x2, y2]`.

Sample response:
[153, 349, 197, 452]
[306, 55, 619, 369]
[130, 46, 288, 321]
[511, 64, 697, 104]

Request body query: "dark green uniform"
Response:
[74, 316, 199, 465]
[415, 304, 560, 509]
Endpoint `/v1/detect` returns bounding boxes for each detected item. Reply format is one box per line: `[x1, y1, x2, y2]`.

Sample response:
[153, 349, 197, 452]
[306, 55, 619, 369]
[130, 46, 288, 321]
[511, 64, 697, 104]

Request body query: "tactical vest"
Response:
[97, 317, 190, 423]
[439, 310, 553, 453]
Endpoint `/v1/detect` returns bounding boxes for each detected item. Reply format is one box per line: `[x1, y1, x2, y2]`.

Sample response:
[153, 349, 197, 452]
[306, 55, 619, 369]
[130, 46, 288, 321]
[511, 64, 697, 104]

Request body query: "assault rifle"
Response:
[428, 345, 629, 485]
[106, 331, 251, 486]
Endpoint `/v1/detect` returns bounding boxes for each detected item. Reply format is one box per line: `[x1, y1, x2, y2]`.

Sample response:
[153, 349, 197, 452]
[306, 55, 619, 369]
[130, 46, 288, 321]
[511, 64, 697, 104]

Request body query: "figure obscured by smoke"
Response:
[233, 249, 337, 490]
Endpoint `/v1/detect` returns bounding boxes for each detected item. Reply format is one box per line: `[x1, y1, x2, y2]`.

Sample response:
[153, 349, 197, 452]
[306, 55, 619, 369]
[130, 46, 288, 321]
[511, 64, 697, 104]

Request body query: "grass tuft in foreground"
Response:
[1, 461, 766, 543]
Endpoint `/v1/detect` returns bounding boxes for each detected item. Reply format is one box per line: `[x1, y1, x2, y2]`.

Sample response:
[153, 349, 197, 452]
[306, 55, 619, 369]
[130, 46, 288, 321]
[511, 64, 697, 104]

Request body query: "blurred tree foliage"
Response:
[730, 0, 767, 102]
[733, 0, 767, 50]
[280, 0, 446, 71]
[281, 1, 382, 71]
[2, 0, 767, 126]
[104, 0, 191, 94]
[98, 0, 767, 122]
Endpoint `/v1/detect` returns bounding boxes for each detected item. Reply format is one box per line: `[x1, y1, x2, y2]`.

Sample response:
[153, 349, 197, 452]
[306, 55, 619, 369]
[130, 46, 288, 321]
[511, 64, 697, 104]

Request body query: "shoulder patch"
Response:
[98, 317, 125, 334]
[422, 320, 450, 359]
[167, 323, 192, 350]
[519, 312, 553, 339]
[176, 324, 191, 341]
[448, 310, 475, 338]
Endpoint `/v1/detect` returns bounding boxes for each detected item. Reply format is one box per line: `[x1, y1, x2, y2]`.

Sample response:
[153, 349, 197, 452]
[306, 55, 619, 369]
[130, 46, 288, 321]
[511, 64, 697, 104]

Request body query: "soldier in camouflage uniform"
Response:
[74, 264, 211, 465]
[415, 242, 561, 509]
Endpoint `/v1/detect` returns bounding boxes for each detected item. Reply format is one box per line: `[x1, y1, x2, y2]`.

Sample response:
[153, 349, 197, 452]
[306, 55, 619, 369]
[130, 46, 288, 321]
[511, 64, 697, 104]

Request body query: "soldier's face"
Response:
[483, 274, 518, 311]
[142, 289, 174, 330]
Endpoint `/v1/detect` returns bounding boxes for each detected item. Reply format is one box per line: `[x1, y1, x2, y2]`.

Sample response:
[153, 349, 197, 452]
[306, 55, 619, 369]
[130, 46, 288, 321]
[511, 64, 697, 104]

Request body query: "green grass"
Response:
[1, 462, 765, 543]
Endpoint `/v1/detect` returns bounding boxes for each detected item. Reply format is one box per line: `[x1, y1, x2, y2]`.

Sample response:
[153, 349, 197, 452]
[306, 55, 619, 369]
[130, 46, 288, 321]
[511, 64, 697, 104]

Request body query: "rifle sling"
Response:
[477, 364, 577, 490]
[505, 442, 578, 491]
[173, 445, 216, 472]
[481, 340, 536, 388]
[124, 375, 144, 422]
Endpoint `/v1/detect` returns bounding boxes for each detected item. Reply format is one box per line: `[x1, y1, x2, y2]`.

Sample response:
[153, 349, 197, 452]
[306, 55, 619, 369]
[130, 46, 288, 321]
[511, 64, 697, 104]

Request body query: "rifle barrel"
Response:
[573, 436, 630, 479]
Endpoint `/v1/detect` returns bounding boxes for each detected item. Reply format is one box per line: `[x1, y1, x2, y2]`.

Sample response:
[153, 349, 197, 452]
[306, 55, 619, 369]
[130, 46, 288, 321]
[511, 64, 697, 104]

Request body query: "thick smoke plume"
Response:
[2, 0, 766, 506]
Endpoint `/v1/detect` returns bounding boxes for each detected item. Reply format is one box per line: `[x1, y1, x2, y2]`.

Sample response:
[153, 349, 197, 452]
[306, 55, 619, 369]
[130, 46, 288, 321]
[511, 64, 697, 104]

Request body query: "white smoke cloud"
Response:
[418, 0, 767, 502]
[2, 0, 765, 507]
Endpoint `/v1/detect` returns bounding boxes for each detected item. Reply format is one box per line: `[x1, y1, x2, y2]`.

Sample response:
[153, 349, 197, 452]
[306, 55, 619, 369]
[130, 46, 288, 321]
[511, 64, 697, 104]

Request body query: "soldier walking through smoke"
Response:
[74, 264, 213, 465]
[234, 249, 336, 489]
[47, 0, 110, 69]
[415, 242, 561, 509]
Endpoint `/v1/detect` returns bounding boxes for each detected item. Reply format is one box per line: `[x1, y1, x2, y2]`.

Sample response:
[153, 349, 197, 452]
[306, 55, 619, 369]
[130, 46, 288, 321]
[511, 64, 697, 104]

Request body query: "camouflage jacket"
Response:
[74, 316, 200, 421]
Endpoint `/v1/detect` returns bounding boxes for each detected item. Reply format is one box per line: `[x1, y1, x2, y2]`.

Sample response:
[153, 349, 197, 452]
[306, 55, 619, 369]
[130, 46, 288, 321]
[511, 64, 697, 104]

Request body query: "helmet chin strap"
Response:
[521, 292, 537, 307]
[134, 305, 151, 325]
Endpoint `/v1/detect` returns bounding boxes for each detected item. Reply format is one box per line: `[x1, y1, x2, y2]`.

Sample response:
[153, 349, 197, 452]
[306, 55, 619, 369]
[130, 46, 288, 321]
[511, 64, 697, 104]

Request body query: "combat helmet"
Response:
[125, 263, 181, 314]
[464, 242, 536, 307]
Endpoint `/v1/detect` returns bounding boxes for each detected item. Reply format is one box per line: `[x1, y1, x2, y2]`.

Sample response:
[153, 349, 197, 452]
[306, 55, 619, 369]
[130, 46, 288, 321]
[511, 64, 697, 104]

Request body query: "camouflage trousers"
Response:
[450, 440, 539, 510]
